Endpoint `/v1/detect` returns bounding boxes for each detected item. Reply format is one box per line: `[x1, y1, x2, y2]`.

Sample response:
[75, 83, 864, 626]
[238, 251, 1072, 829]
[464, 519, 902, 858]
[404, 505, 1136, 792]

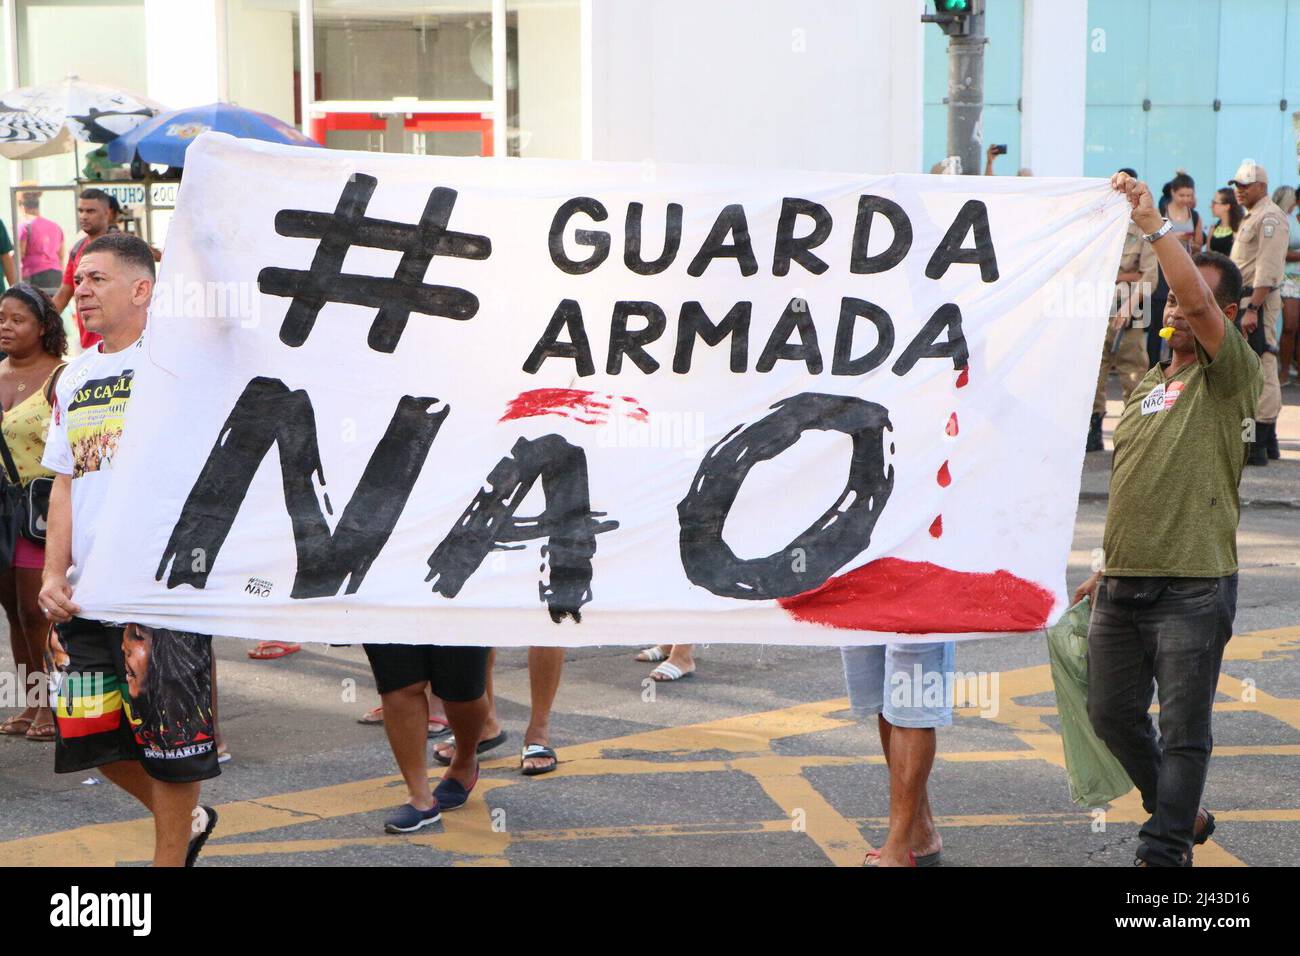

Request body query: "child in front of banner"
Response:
[37, 233, 220, 867]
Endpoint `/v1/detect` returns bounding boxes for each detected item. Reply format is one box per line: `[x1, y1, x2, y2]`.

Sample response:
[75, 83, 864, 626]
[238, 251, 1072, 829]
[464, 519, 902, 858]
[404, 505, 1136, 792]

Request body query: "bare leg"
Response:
[523, 647, 564, 771]
[0, 570, 37, 725]
[149, 780, 201, 867]
[379, 682, 435, 811]
[426, 686, 447, 724]
[484, 648, 497, 729]
[876, 716, 941, 857]
[99, 759, 156, 812]
[876, 723, 938, 866]
[14, 570, 50, 723]
[98, 760, 200, 866]
[211, 655, 223, 754]
[442, 695, 488, 787]
[433, 649, 499, 763]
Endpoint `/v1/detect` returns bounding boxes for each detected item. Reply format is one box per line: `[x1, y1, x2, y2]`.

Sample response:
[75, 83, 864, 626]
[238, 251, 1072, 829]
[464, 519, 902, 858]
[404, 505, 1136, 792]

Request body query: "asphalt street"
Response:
[1, 390, 1297, 867]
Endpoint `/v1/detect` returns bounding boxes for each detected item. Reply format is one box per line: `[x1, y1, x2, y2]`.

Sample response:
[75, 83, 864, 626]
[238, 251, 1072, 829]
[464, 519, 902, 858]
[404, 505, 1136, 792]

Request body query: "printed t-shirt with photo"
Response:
[41, 334, 142, 582]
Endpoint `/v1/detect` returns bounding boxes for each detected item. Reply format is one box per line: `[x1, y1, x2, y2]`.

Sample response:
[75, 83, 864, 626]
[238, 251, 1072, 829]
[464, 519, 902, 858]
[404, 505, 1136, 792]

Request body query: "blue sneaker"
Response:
[433, 764, 480, 812]
[384, 801, 442, 833]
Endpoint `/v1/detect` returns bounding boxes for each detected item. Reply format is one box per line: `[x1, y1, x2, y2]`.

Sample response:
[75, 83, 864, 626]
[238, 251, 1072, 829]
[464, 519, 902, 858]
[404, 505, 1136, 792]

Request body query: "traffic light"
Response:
[922, 0, 983, 37]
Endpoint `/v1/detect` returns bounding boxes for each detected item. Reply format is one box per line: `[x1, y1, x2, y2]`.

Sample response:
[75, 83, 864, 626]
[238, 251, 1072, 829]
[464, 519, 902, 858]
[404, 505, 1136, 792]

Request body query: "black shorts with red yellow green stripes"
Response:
[52, 617, 220, 784]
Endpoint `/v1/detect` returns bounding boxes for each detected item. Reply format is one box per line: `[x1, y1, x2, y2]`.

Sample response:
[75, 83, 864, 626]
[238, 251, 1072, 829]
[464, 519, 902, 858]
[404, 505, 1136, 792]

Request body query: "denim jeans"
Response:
[1086, 573, 1237, 866]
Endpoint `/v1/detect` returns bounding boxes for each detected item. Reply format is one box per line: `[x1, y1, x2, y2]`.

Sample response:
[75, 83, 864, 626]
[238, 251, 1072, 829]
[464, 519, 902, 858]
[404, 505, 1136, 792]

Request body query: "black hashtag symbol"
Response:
[257, 173, 491, 353]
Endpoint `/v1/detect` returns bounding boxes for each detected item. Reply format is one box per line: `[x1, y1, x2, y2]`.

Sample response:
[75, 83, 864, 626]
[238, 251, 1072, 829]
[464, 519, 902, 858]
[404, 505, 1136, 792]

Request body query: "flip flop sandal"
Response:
[185, 806, 218, 867]
[426, 717, 452, 740]
[863, 849, 917, 867]
[649, 661, 694, 682]
[25, 721, 56, 742]
[357, 706, 384, 725]
[432, 730, 509, 767]
[248, 641, 301, 661]
[914, 850, 942, 867]
[634, 646, 668, 663]
[520, 743, 558, 776]
[217, 748, 232, 764]
[1, 715, 34, 736]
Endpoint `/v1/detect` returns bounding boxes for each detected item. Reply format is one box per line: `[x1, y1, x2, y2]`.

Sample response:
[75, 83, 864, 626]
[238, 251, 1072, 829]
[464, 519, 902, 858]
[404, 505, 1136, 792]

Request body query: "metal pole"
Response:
[946, 10, 985, 175]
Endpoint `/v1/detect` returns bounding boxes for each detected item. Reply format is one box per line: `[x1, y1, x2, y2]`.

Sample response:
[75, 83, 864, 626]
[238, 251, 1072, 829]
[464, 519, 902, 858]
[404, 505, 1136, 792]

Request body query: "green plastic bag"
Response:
[1046, 597, 1134, 808]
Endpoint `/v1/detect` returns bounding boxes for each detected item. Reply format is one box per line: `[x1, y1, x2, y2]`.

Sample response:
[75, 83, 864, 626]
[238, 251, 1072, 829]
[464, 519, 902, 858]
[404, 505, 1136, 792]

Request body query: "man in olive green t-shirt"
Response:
[1074, 173, 1262, 868]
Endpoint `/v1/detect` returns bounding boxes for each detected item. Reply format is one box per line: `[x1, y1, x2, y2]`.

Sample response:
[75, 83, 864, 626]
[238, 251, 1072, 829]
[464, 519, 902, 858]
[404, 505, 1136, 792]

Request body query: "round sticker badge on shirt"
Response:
[1139, 380, 1184, 416]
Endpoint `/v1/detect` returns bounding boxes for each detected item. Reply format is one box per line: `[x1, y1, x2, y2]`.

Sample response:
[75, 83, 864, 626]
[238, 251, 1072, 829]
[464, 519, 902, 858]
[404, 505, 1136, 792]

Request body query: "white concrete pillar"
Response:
[883, 0, 925, 174]
[1020, 0, 1088, 177]
[144, 0, 227, 108]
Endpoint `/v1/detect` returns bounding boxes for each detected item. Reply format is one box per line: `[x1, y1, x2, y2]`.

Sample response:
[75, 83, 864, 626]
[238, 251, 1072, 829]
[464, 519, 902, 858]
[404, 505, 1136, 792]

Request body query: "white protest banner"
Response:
[74, 133, 1127, 646]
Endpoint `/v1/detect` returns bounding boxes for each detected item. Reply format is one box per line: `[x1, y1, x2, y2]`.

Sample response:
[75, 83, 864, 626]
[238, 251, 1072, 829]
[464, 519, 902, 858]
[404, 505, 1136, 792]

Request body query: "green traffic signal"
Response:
[924, 0, 979, 35]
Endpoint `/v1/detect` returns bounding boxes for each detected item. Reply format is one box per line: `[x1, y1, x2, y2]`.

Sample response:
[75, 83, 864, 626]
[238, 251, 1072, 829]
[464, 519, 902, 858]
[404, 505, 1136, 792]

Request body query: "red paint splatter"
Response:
[500, 388, 648, 425]
[778, 557, 1056, 633]
[929, 514, 943, 537]
[955, 367, 969, 388]
[945, 412, 959, 436]
[936, 460, 951, 487]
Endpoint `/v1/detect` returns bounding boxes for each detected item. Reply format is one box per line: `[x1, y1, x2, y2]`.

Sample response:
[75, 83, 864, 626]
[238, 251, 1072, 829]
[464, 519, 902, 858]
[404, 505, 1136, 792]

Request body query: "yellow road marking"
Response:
[1, 626, 1295, 867]
[732, 755, 872, 865]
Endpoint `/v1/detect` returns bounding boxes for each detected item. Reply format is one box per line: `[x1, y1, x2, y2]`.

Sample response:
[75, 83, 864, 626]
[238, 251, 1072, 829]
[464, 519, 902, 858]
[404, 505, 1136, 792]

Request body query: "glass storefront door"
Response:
[289, 0, 579, 159]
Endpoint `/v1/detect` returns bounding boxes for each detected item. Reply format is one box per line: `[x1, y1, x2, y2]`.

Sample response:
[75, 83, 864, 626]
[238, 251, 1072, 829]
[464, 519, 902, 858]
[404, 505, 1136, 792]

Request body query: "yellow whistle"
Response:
[1158, 326, 1175, 340]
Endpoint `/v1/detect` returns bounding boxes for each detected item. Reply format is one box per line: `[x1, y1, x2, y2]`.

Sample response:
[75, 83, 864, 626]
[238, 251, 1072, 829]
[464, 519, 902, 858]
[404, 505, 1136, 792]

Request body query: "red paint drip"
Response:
[945, 412, 959, 437]
[929, 514, 943, 537]
[778, 557, 1056, 633]
[936, 460, 951, 487]
[500, 388, 648, 425]
[956, 367, 970, 388]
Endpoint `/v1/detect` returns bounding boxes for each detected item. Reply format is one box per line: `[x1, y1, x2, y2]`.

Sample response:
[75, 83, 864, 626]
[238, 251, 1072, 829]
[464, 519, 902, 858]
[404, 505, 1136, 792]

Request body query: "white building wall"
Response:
[516, 2, 582, 159]
[225, 0, 295, 124]
[144, 0, 224, 107]
[1020, 0, 1088, 177]
[588, 0, 925, 175]
[141, 0, 294, 123]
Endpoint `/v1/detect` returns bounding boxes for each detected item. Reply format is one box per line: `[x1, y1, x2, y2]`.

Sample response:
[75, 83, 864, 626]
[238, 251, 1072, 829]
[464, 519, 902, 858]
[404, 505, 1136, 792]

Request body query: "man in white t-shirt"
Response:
[38, 233, 220, 867]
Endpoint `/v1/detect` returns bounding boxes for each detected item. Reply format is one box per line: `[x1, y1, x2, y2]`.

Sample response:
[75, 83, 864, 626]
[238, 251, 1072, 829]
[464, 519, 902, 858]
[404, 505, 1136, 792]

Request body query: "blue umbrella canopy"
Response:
[108, 102, 320, 167]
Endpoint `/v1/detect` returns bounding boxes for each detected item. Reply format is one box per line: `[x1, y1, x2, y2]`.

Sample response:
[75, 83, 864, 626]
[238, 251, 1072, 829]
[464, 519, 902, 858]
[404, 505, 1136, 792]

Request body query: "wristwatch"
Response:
[1142, 218, 1174, 243]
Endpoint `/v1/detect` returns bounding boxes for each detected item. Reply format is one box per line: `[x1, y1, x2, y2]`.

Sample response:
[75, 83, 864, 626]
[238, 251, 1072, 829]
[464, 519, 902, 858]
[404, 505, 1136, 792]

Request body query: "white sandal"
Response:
[634, 646, 668, 662]
[649, 661, 694, 681]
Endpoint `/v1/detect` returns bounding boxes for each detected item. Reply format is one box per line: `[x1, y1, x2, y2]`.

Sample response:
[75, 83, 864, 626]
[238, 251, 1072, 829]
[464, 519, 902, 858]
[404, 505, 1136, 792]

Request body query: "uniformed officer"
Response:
[1229, 160, 1287, 464]
[1089, 215, 1158, 452]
